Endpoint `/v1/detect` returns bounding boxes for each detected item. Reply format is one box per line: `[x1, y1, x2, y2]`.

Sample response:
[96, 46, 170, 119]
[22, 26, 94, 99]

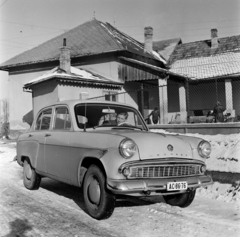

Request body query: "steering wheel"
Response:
[118, 122, 132, 127]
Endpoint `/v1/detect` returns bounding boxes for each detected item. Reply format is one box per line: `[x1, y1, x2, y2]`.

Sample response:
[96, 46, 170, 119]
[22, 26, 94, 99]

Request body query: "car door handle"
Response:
[28, 134, 33, 137]
[45, 133, 51, 137]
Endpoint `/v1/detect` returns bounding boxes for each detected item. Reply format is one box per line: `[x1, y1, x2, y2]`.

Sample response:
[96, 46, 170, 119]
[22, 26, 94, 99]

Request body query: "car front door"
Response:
[44, 106, 71, 181]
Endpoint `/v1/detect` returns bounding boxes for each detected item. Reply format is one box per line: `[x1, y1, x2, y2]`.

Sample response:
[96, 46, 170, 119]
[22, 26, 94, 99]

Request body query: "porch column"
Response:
[140, 83, 144, 116]
[158, 76, 168, 124]
[179, 82, 187, 123]
[225, 79, 235, 116]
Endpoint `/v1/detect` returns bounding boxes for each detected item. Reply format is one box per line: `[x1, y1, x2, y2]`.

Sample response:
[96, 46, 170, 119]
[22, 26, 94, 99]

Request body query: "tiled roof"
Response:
[24, 66, 123, 90]
[168, 34, 240, 80]
[153, 38, 182, 62]
[0, 19, 165, 69]
[169, 35, 240, 64]
[170, 52, 240, 80]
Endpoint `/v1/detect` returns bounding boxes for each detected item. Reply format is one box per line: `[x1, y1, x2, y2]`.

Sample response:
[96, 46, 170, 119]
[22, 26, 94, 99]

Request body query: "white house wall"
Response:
[77, 61, 121, 83]
[32, 80, 59, 118]
[58, 84, 107, 101]
[8, 70, 49, 129]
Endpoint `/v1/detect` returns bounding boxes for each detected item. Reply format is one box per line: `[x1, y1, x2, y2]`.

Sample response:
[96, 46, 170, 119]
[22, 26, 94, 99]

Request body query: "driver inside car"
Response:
[116, 112, 130, 126]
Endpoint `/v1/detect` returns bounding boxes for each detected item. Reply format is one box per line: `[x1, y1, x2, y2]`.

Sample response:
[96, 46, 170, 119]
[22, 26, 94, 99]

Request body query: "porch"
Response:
[118, 57, 240, 125]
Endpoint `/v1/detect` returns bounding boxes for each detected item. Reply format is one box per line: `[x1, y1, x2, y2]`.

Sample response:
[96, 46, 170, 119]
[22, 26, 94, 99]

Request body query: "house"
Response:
[3, 18, 238, 130]
[168, 29, 240, 122]
[0, 19, 178, 129]
[23, 40, 123, 121]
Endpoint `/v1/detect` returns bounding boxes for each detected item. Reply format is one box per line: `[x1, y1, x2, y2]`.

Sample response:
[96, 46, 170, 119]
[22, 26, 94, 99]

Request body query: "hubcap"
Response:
[88, 176, 101, 205]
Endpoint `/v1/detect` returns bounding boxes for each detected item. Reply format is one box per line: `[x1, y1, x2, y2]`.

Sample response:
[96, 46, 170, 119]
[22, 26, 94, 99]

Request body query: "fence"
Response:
[87, 77, 240, 124]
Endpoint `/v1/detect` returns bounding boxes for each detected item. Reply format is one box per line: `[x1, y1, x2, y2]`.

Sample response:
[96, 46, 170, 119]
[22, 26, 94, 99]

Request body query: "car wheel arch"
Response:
[78, 157, 107, 187]
[20, 156, 31, 166]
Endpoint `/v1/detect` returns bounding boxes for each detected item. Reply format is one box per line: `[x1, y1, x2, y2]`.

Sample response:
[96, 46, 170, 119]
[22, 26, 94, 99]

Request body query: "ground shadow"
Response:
[40, 177, 159, 216]
[3, 218, 33, 237]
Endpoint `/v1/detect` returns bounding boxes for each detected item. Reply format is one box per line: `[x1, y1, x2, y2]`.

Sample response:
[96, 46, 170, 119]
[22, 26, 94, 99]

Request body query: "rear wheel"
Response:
[83, 165, 116, 220]
[163, 190, 196, 208]
[23, 159, 41, 190]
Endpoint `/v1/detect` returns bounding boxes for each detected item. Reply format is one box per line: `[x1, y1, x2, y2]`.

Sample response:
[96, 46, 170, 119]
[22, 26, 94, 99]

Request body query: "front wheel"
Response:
[163, 190, 196, 208]
[23, 159, 41, 190]
[83, 165, 116, 220]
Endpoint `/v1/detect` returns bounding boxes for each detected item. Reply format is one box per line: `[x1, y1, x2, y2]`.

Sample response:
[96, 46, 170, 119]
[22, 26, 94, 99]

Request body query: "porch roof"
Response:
[170, 52, 240, 80]
[24, 66, 123, 90]
[118, 57, 184, 82]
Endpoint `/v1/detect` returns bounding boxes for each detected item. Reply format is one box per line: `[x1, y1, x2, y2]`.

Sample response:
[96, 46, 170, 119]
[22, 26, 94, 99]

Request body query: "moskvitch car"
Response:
[16, 100, 212, 219]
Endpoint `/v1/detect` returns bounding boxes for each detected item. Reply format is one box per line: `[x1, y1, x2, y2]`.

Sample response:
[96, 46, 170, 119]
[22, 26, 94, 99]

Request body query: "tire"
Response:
[163, 190, 196, 208]
[83, 165, 116, 220]
[23, 159, 41, 190]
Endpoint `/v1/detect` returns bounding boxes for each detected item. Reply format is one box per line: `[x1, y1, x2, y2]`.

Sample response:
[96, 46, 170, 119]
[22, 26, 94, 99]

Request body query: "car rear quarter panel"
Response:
[17, 133, 45, 172]
[17, 140, 39, 167]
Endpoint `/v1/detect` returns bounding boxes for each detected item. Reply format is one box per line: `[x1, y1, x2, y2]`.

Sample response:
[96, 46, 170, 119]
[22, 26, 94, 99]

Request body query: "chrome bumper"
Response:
[107, 175, 213, 196]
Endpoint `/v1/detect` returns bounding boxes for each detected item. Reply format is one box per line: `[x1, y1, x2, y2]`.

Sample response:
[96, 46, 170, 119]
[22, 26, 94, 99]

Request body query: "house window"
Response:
[103, 91, 118, 102]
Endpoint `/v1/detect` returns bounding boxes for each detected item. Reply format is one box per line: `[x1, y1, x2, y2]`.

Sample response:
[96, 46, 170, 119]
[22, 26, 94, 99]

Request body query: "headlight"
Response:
[198, 141, 211, 158]
[119, 139, 137, 159]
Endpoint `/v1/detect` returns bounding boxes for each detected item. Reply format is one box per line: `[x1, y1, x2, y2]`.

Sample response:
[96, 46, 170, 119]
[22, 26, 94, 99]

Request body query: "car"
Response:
[16, 100, 213, 220]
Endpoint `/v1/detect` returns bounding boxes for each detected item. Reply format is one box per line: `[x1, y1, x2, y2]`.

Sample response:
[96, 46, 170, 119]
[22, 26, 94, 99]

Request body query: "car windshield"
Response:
[74, 103, 147, 131]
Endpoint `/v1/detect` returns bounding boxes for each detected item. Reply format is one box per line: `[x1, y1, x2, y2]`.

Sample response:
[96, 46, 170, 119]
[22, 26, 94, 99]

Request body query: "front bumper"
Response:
[107, 174, 213, 196]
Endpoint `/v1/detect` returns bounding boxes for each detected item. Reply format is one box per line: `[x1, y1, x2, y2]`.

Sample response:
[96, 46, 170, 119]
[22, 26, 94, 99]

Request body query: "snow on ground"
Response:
[1, 130, 240, 204]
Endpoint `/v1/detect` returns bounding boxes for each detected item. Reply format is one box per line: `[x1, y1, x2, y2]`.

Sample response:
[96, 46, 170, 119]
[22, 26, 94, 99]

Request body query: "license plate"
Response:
[167, 182, 188, 191]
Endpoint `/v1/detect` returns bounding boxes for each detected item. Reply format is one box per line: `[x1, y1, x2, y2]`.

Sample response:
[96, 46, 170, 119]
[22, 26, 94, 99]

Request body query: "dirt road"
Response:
[0, 141, 239, 237]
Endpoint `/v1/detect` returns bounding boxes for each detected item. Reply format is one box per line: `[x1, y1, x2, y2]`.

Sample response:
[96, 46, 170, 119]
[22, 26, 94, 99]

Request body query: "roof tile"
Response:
[1, 19, 165, 69]
[169, 35, 240, 64]
[170, 52, 240, 80]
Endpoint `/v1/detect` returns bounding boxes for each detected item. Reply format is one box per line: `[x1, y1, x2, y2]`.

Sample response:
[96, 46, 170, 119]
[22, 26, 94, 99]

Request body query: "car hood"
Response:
[93, 129, 193, 160]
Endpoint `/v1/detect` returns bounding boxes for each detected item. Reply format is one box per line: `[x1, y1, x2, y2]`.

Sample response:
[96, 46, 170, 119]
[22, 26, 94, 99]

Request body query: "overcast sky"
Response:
[0, 0, 240, 98]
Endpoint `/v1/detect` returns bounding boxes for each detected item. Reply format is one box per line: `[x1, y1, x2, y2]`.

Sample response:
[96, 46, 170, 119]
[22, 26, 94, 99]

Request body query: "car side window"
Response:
[54, 107, 71, 130]
[35, 108, 52, 130]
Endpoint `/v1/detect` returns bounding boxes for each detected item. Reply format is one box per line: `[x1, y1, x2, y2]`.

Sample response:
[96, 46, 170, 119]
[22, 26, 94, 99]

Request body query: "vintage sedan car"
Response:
[16, 100, 212, 219]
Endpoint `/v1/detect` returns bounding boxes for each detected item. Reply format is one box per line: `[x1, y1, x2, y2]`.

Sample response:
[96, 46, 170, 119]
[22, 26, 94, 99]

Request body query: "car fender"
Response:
[74, 149, 108, 187]
[17, 140, 40, 168]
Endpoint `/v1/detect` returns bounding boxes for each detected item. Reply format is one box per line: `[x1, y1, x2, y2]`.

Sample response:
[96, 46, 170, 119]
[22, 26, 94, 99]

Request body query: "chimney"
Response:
[59, 38, 71, 74]
[144, 26, 153, 53]
[211, 29, 219, 49]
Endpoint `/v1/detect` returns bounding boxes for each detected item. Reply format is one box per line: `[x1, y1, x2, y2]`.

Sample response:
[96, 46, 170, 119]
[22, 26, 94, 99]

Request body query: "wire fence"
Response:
[88, 78, 240, 124]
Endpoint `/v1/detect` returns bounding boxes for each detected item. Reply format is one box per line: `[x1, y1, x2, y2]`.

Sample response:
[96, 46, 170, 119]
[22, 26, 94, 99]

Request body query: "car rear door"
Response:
[44, 106, 71, 181]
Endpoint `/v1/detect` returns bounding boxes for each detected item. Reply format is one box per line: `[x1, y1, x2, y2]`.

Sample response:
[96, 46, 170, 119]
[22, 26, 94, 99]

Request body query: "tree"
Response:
[0, 99, 9, 139]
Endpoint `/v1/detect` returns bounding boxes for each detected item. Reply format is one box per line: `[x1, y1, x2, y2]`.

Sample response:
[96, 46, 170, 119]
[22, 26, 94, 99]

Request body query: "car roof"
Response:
[44, 99, 137, 109]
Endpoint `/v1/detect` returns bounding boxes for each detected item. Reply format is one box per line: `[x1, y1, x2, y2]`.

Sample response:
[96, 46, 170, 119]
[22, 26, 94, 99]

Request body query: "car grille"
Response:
[129, 165, 202, 178]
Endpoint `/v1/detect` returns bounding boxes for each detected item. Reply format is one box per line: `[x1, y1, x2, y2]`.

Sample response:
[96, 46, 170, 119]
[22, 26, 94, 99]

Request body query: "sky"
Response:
[0, 0, 240, 98]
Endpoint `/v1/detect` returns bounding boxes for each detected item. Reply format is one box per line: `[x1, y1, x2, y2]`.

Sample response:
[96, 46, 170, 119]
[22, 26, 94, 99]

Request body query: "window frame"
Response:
[34, 108, 53, 131]
[53, 106, 72, 131]
[103, 91, 118, 102]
